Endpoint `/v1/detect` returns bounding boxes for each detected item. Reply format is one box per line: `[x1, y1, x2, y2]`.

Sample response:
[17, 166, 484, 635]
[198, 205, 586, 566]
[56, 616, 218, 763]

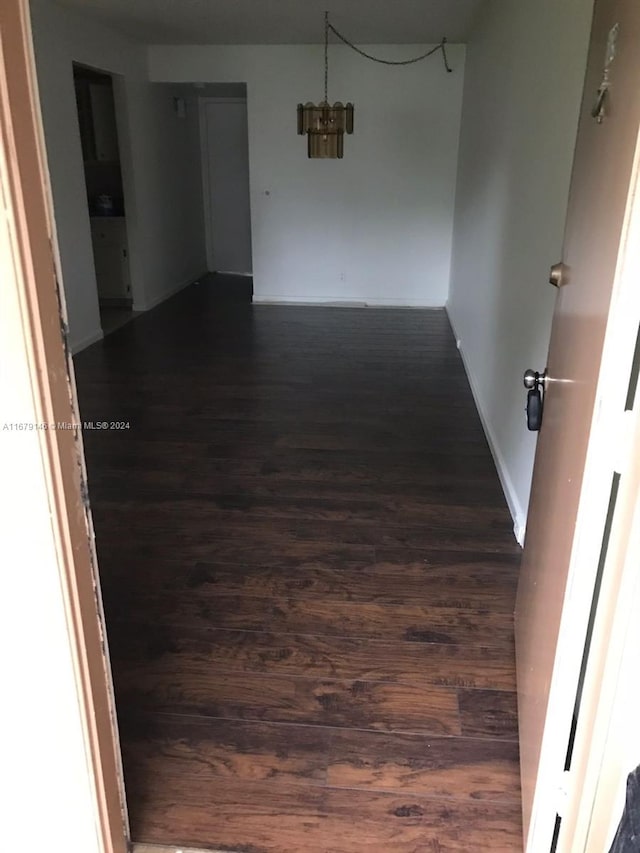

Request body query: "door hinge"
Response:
[613, 409, 634, 474]
[557, 770, 571, 818]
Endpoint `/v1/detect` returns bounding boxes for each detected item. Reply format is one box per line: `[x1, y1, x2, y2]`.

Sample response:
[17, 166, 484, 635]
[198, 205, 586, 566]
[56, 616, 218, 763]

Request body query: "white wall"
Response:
[149, 44, 466, 306]
[30, 0, 207, 351]
[1, 167, 101, 853]
[30, 0, 124, 351]
[447, 0, 594, 538]
[123, 81, 207, 312]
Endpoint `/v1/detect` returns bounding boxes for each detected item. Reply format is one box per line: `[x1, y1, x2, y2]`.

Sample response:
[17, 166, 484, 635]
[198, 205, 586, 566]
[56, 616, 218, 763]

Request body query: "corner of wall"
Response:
[71, 326, 104, 355]
[444, 48, 467, 306]
[133, 270, 206, 312]
[446, 301, 526, 546]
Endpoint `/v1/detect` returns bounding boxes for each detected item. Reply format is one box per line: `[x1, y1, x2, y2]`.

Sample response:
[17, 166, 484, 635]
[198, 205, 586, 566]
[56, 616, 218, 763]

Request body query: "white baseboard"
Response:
[133, 271, 206, 313]
[71, 327, 103, 354]
[446, 305, 526, 546]
[253, 295, 445, 308]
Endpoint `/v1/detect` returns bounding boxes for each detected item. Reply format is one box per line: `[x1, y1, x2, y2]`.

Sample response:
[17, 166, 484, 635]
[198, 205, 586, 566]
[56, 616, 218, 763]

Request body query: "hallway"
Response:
[74, 282, 523, 852]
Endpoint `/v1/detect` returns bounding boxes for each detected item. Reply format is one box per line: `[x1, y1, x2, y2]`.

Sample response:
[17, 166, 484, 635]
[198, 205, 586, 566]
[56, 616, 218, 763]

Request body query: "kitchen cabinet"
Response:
[90, 218, 131, 303]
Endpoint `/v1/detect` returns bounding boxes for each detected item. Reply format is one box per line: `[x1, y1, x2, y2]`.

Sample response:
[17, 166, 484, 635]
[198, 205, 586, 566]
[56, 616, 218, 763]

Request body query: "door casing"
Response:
[5, 0, 640, 850]
[0, 1, 127, 850]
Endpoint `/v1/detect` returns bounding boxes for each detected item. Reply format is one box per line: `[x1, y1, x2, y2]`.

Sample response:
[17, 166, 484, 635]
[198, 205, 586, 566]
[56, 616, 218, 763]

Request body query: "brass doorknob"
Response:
[549, 262, 567, 288]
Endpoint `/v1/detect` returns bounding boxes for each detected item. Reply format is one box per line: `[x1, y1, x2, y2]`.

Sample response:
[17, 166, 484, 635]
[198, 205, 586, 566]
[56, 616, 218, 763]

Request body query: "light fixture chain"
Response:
[324, 11, 329, 101]
[327, 17, 452, 72]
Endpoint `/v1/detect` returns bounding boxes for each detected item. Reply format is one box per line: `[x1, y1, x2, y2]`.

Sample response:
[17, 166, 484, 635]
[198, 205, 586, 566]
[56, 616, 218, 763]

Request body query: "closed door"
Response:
[200, 98, 253, 274]
[515, 0, 640, 849]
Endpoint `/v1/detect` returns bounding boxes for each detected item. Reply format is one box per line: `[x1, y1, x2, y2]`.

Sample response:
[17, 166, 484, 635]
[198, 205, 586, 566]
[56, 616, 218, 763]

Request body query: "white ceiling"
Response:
[55, 0, 486, 45]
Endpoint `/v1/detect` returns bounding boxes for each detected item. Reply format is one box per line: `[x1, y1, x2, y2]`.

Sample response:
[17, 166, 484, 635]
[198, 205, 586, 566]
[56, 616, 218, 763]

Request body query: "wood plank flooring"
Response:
[74, 282, 523, 852]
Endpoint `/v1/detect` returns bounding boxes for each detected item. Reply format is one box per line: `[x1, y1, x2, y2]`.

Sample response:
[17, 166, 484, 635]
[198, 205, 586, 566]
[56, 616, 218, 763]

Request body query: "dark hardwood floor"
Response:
[74, 280, 523, 853]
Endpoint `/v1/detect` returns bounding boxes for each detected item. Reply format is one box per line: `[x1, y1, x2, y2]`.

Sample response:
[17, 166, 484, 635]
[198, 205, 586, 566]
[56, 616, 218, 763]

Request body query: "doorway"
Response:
[73, 64, 135, 337]
[199, 87, 253, 280]
[8, 0, 640, 848]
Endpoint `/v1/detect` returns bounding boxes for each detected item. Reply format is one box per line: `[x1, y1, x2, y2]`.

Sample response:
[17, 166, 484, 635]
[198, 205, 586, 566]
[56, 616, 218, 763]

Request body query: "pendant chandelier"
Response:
[297, 13, 353, 159]
[297, 12, 453, 160]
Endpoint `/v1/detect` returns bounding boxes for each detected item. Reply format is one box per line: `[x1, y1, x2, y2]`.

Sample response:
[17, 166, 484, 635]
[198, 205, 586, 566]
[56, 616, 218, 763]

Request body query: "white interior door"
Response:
[200, 97, 253, 275]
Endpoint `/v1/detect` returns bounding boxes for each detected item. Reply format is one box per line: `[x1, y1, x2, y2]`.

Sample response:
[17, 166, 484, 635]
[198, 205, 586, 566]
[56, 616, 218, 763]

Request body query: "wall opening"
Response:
[197, 83, 253, 286]
[73, 63, 135, 337]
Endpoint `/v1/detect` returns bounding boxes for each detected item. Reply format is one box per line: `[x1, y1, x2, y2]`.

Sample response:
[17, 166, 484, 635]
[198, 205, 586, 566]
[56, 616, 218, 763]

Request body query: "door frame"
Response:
[198, 95, 251, 274]
[6, 0, 640, 849]
[71, 61, 144, 318]
[0, 1, 127, 851]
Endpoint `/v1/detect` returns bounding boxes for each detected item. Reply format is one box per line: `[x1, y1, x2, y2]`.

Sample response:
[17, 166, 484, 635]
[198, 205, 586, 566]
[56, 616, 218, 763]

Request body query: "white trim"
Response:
[198, 98, 215, 272]
[253, 295, 446, 308]
[133, 272, 204, 313]
[0, 10, 109, 844]
[111, 75, 143, 310]
[71, 326, 104, 355]
[215, 269, 252, 277]
[446, 304, 526, 545]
